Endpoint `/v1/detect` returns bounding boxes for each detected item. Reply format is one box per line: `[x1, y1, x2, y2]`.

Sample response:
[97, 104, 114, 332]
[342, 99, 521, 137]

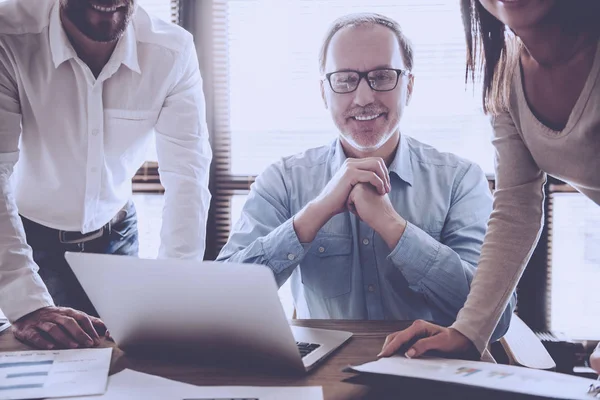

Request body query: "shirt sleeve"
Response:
[216, 162, 307, 287]
[154, 34, 212, 260]
[388, 162, 516, 341]
[0, 44, 54, 322]
[452, 110, 546, 354]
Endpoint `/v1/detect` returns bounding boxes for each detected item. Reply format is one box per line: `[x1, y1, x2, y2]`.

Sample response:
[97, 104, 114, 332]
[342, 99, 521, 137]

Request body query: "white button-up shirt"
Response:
[0, 0, 212, 321]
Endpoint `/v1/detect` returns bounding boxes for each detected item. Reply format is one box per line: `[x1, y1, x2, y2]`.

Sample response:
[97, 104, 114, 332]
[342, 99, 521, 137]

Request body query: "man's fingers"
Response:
[90, 315, 109, 338]
[54, 315, 94, 346]
[37, 322, 79, 349]
[351, 158, 390, 191]
[68, 311, 101, 345]
[351, 171, 386, 194]
[89, 315, 106, 331]
[14, 328, 55, 350]
[69, 310, 106, 345]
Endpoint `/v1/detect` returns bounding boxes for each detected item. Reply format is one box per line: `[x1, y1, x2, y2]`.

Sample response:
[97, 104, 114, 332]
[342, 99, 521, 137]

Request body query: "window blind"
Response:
[133, 0, 180, 192]
[547, 185, 600, 339]
[207, 0, 496, 255]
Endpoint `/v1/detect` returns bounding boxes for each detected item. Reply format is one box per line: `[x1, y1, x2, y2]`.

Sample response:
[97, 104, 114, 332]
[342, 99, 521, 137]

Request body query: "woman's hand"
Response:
[378, 320, 476, 358]
[590, 343, 600, 373]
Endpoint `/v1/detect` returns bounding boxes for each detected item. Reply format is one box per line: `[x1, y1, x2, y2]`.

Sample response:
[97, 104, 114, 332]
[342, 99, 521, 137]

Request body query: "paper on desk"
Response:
[0, 348, 111, 400]
[56, 369, 323, 400]
[347, 355, 598, 399]
[0, 309, 9, 334]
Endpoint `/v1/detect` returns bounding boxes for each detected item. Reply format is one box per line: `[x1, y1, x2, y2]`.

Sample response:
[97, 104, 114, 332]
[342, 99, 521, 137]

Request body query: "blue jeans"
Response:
[21, 201, 139, 317]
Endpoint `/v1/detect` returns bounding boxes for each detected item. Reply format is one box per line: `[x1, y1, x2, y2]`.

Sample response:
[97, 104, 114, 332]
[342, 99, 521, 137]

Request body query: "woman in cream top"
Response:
[379, 0, 600, 359]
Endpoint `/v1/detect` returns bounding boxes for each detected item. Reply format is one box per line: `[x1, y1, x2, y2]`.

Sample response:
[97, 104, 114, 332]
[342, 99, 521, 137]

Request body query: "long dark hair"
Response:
[461, 0, 515, 115]
[461, 0, 600, 115]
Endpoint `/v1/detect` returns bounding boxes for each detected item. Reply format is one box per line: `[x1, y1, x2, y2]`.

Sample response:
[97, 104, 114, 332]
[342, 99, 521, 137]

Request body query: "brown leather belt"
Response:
[58, 204, 129, 244]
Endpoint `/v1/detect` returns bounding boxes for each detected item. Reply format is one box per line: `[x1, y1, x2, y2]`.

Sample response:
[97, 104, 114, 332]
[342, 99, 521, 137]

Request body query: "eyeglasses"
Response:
[324, 68, 411, 94]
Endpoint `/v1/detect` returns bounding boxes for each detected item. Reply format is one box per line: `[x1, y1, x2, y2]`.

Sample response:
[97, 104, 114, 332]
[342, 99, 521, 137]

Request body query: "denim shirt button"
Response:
[287, 253, 296, 261]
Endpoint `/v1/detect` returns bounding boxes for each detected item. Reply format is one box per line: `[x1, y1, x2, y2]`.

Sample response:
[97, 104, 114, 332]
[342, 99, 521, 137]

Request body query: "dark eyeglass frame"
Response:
[323, 68, 411, 94]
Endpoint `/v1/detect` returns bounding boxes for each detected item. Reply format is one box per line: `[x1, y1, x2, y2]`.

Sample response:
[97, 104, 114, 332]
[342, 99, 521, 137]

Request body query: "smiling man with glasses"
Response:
[218, 13, 514, 340]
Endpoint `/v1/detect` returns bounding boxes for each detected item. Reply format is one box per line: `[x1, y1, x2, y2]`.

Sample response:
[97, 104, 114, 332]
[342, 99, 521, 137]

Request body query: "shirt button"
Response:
[91, 129, 100, 136]
[363, 238, 370, 245]
[368, 284, 376, 292]
[318, 246, 325, 253]
[90, 167, 98, 173]
[287, 253, 296, 261]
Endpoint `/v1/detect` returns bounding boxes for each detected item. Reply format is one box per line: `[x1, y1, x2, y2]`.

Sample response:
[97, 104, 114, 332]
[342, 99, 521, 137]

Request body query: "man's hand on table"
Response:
[12, 306, 109, 350]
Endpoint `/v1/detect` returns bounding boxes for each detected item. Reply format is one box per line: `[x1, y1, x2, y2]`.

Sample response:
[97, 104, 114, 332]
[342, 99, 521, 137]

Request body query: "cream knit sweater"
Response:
[452, 41, 600, 353]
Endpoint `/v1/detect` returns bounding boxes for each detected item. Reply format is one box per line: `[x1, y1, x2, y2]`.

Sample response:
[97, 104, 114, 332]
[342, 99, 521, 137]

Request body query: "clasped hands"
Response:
[311, 157, 406, 248]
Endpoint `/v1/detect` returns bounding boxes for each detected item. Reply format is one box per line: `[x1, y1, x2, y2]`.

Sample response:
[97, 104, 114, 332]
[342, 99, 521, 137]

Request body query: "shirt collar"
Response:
[332, 134, 414, 186]
[112, 22, 141, 74]
[388, 134, 414, 186]
[49, 2, 141, 74]
[49, 1, 77, 68]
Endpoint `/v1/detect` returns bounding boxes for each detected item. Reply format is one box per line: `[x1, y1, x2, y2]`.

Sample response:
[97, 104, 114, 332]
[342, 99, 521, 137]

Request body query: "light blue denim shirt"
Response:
[218, 135, 516, 342]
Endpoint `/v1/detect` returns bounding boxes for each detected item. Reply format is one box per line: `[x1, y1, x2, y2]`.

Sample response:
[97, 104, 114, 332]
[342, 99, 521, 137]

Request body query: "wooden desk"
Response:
[0, 320, 408, 399]
[0, 320, 521, 399]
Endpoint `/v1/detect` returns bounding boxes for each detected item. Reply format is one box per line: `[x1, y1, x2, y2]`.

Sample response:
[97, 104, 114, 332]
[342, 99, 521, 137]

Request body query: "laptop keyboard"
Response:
[296, 342, 321, 358]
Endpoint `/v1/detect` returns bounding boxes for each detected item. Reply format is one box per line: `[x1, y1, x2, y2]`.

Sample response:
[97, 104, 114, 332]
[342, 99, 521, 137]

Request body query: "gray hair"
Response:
[319, 13, 414, 75]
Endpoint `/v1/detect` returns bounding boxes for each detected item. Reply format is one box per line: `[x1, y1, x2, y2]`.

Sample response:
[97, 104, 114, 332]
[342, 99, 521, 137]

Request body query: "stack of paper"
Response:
[0, 348, 112, 400]
[56, 369, 323, 400]
[347, 355, 598, 400]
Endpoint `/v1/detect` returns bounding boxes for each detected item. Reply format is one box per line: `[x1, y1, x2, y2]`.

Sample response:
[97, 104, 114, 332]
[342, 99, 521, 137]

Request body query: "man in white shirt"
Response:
[0, 0, 212, 349]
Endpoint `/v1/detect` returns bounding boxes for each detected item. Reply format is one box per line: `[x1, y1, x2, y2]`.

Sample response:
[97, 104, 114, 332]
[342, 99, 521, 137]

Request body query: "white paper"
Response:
[0, 348, 111, 400]
[0, 309, 9, 334]
[348, 355, 597, 400]
[56, 369, 323, 400]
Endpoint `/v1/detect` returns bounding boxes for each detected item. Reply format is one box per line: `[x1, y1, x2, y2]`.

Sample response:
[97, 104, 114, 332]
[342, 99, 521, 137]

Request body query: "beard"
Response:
[336, 103, 400, 152]
[341, 127, 397, 152]
[61, 0, 135, 43]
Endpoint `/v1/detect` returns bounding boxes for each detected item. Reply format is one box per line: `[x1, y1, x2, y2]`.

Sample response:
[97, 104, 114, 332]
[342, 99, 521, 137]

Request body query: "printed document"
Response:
[0, 348, 111, 400]
[347, 355, 598, 400]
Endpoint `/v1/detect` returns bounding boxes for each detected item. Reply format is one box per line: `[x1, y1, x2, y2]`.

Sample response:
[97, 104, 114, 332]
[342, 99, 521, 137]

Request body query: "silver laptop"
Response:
[65, 252, 352, 373]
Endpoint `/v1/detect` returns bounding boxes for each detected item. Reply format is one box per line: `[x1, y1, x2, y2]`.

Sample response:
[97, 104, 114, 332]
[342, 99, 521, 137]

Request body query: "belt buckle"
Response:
[58, 228, 104, 244]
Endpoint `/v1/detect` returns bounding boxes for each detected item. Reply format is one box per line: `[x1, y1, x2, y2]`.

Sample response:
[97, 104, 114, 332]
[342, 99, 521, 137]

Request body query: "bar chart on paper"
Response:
[0, 358, 53, 391]
[0, 348, 111, 400]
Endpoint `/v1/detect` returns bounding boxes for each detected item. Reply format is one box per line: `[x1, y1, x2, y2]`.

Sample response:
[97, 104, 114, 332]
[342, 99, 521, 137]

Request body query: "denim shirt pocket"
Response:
[300, 234, 353, 299]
